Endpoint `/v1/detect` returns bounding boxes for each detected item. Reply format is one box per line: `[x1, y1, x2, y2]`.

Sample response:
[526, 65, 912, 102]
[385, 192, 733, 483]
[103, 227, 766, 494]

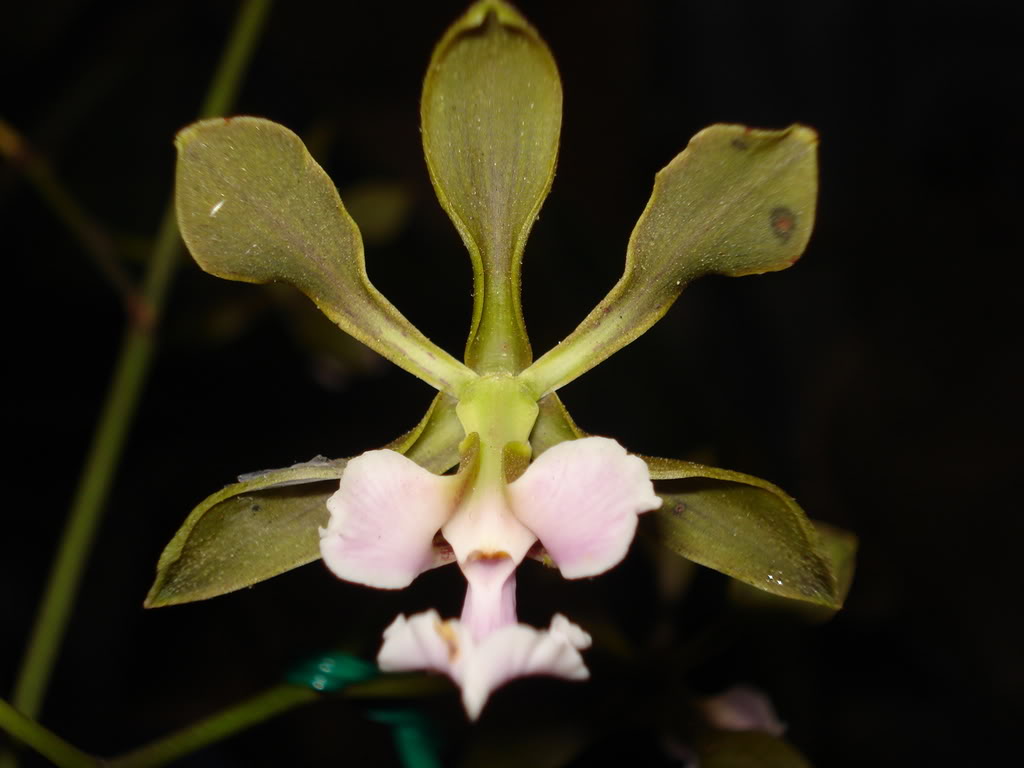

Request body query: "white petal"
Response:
[459, 555, 518, 642]
[441, 488, 536, 641]
[460, 613, 592, 720]
[441, 487, 538, 568]
[701, 685, 787, 736]
[509, 437, 661, 579]
[375, 610, 592, 721]
[319, 450, 456, 589]
[377, 610, 463, 680]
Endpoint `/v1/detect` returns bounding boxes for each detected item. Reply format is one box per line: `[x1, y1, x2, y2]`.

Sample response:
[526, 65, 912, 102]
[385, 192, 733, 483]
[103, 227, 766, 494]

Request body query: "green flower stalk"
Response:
[148, 0, 853, 721]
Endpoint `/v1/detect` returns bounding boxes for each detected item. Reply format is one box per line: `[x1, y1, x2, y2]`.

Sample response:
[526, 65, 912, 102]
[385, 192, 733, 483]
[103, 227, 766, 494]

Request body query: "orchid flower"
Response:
[319, 382, 659, 717]
[149, 0, 851, 722]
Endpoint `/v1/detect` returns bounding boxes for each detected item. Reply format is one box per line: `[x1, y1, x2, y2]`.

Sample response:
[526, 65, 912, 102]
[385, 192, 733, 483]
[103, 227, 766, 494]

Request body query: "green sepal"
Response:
[647, 457, 842, 609]
[729, 520, 857, 619]
[145, 395, 463, 607]
[174, 116, 475, 397]
[690, 729, 812, 768]
[522, 124, 818, 396]
[143, 459, 345, 608]
[813, 519, 857, 604]
[422, 0, 562, 374]
[529, 393, 585, 457]
[402, 393, 465, 474]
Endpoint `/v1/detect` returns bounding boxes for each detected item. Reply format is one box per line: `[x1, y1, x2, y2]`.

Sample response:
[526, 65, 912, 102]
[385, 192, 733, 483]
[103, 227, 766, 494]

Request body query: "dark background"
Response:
[4, 1, 1020, 765]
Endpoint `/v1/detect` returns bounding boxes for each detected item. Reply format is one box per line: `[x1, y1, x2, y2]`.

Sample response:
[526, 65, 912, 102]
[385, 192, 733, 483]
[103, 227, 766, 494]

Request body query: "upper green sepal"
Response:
[174, 117, 475, 397]
[522, 123, 818, 396]
[645, 456, 844, 609]
[422, 0, 562, 373]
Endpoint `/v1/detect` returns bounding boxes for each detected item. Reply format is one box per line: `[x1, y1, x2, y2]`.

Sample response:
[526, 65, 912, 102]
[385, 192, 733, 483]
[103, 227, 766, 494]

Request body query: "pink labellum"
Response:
[378, 609, 592, 720]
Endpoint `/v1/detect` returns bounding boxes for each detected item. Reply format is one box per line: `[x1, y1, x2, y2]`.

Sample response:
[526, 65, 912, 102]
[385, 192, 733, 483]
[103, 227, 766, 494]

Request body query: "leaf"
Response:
[422, 0, 562, 373]
[522, 123, 818, 396]
[647, 457, 842, 608]
[145, 396, 463, 607]
[174, 116, 475, 397]
[691, 729, 812, 768]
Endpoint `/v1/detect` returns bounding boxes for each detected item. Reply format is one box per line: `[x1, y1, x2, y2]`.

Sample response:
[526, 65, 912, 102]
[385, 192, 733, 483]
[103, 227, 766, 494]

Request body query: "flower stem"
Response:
[4, 0, 273, 745]
[108, 685, 317, 768]
[0, 699, 98, 768]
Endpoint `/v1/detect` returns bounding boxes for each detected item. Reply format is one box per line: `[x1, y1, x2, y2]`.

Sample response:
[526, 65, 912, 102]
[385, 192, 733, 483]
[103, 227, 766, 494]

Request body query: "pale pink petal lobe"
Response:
[460, 614, 592, 720]
[509, 437, 661, 579]
[375, 610, 592, 721]
[701, 685, 787, 736]
[319, 450, 455, 589]
[459, 556, 518, 642]
[441, 489, 537, 569]
[377, 610, 462, 679]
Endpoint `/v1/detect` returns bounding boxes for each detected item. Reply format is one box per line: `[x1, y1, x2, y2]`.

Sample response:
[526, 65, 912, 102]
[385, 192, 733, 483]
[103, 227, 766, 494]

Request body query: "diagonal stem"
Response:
[4, 0, 274, 752]
[107, 685, 317, 768]
[0, 118, 145, 324]
[0, 699, 98, 768]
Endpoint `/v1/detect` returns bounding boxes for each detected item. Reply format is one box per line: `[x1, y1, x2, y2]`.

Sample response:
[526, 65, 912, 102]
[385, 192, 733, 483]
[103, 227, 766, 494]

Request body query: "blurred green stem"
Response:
[2, 679, 446, 768]
[108, 685, 317, 768]
[4, 0, 273, 760]
[0, 699, 97, 768]
[0, 119, 142, 323]
[1, 686, 315, 768]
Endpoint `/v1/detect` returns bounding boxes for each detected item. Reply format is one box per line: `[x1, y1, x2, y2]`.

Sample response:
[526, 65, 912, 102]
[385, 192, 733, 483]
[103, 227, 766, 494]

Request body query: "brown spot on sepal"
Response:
[769, 206, 796, 242]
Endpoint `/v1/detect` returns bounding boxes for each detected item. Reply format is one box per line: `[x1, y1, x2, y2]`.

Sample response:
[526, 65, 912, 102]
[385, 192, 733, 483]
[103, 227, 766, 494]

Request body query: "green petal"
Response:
[175, 117, 475, 397]
[521, 124, 818, 396]
[647, 457, 842, 609]
[422, 0, 562, 373]
[145, 396, 463, 607]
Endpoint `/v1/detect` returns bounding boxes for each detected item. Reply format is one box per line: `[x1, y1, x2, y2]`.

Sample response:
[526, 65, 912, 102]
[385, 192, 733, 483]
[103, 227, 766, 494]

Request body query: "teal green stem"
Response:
[5, 0, 273, 740]
[0, 699, 98, 768]
[108, 685, 317, 768]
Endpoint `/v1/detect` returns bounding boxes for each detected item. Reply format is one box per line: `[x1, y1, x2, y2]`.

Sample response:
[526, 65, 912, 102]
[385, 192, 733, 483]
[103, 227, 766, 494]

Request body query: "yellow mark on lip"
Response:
[435, 619, 460, 661]
[470, 550, 511, 562]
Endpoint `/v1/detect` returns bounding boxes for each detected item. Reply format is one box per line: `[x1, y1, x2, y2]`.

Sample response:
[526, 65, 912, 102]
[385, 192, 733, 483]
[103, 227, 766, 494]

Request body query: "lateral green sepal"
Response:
[522, 123, 818, 395]
[645, 456, 842, 609]
[145, 396, 464, 607]
[175, 116, 475, 396]
[144, 460, 346, 608]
